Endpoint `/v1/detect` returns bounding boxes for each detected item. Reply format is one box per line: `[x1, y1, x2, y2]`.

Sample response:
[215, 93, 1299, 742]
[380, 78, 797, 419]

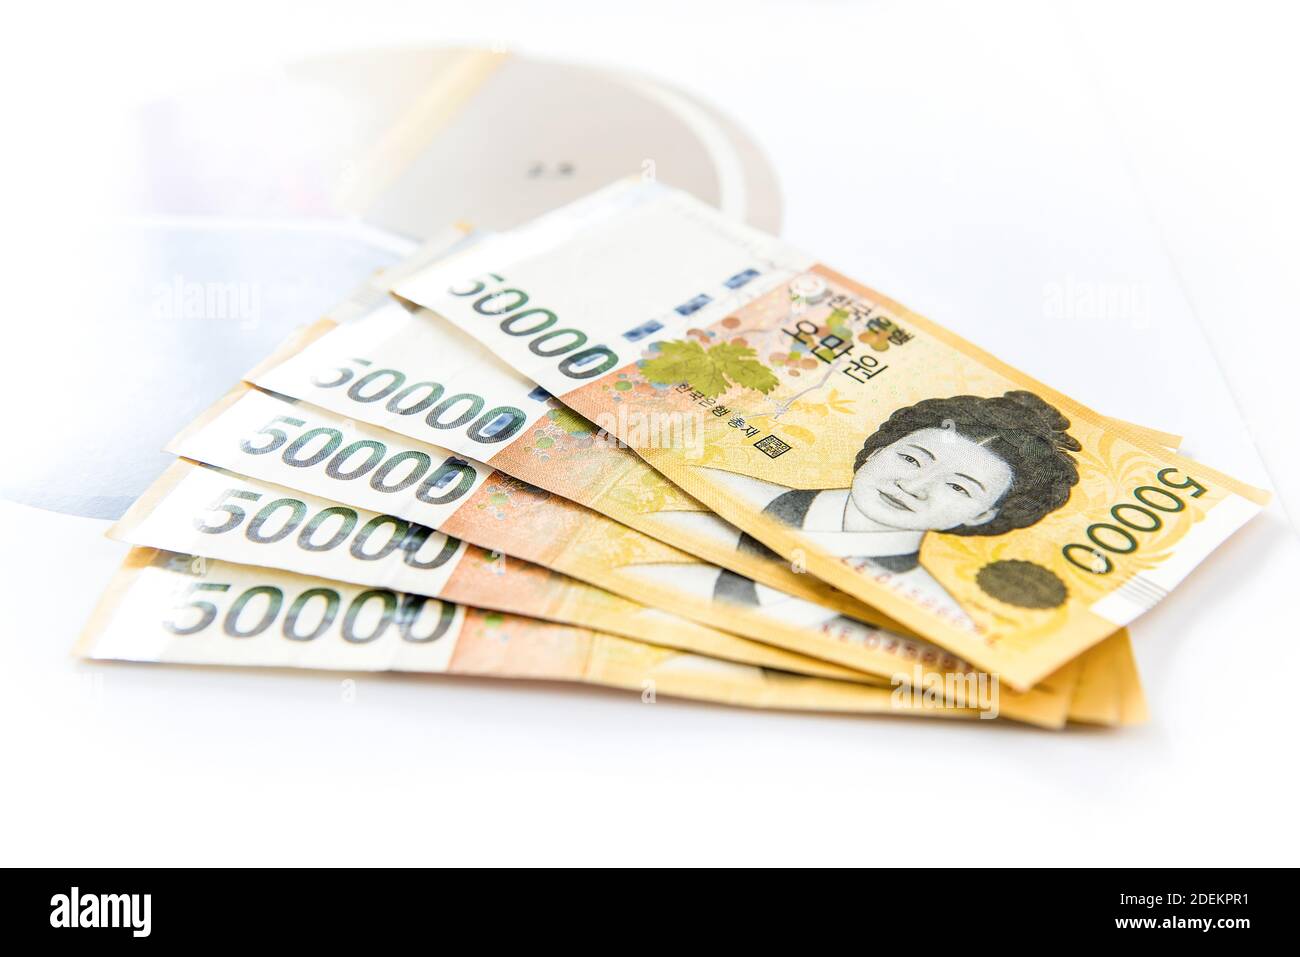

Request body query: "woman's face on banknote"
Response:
[848, 426, 1014, 533]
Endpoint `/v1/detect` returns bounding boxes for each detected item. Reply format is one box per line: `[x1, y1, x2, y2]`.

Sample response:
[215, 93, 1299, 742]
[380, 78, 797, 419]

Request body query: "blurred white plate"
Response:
[7, 49, 780, 519]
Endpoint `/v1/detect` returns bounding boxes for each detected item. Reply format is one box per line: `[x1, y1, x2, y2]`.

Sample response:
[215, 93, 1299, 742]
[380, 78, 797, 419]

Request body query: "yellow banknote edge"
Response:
[1115, 630, 1150, 725]
[1066, 631, 1124, 725]
[1106, 419, 1182, 452]
[1066, 628, 1148, 726]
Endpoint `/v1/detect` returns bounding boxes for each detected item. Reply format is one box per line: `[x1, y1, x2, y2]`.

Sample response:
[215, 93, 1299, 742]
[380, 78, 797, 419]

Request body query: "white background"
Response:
[2, 0, 1298, 865]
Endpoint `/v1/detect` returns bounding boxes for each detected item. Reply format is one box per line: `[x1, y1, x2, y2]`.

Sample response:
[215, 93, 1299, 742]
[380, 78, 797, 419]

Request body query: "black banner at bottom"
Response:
[3, 867, 1285, 944]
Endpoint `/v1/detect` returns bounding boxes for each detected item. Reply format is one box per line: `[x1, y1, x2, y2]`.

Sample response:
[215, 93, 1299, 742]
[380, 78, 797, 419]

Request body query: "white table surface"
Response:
[2, 0, 1297, 865]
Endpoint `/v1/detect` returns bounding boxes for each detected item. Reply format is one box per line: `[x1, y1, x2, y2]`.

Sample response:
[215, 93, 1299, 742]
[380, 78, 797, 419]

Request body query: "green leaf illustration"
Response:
[640, 340, 709, 383]
[546, 406, 595, 435]
[641, 339, 779, 399]
[707, 342, 779, 394]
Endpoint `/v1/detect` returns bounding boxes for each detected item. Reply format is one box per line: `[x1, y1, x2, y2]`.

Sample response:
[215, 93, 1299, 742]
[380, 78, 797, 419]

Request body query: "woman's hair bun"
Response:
[1003, 390, 1082, 451]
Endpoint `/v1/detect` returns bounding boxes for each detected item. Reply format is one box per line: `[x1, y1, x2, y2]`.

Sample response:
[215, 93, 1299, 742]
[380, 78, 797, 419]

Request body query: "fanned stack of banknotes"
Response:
[79, 180, 1269, 728]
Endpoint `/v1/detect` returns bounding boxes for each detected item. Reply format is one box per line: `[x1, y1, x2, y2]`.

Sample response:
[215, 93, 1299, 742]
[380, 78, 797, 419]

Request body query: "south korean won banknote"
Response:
[111, 457, 1101, 727]
[165, 384, 1086, 724]
[393, 178, 1270, 690]
[79, 548, 975, 721]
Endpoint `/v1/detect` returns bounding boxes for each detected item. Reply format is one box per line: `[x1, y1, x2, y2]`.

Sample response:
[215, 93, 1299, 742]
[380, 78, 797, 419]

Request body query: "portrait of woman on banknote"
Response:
[710, 390, 1083, 624]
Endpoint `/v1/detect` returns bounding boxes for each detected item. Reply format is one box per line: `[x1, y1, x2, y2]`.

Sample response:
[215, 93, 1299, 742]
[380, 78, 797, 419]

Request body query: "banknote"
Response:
[248, 298, 1178, 622]
[77, 548, 979, 721]
[110, 458, 1091, 726]
[393, 178, 1269, 688]
[164, 385, 1083, 725]
[110, 458, 877, 683]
